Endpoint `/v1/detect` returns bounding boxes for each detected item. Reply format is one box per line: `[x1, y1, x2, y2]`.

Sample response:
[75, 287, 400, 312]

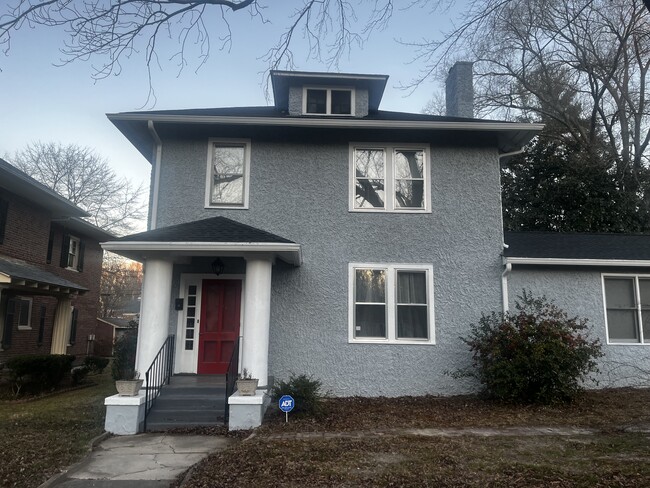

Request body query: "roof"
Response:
[0, 158, 88, 218]
[0, 255, 88, 294]
[102, 216, 302, 265]
[504, 231, 650, 264]
[58, 217, 115, 241]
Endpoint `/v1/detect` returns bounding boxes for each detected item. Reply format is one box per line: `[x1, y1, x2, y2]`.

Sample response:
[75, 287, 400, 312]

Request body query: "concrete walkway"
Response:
[43, 434, 232, 488]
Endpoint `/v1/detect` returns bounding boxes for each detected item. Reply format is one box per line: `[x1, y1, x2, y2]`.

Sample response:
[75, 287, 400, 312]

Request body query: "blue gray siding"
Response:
[157, 137, 503, 396]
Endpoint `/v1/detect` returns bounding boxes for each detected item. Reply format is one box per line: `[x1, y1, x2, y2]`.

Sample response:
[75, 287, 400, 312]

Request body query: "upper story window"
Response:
[205, 139, 251, 209]
[603, 274, 650, 344]
[349, 263, 435, 345]
[60, 234, 85, 271]
[67, 236, 80, 269]
[350, 143, 430, 212]
[304, 87, 354, 115]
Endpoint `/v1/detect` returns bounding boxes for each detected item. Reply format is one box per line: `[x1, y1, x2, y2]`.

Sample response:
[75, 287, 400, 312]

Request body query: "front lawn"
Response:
[0, 371, 114, 488]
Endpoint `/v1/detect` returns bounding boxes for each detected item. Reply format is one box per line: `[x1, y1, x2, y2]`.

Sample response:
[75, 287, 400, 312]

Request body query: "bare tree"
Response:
[13, 141, 146, 235]
[100, 253, 143, 318]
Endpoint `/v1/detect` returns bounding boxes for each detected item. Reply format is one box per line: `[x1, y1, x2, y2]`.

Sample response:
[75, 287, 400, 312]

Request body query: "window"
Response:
[304, 87, 354, 115]
[205, 139, 251, 208]
[67, 236, 80, 269]
[60, 234, 85, 271]
[603, 275, 650, 344]
[14, 297, 32, 330]
[349, 264, 434, 344]
[351, 144, 430, 212]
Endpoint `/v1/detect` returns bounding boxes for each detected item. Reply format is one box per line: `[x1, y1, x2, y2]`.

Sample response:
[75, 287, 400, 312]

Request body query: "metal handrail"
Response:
[143, 334, 175, 431]
[224, 336, 241, 423]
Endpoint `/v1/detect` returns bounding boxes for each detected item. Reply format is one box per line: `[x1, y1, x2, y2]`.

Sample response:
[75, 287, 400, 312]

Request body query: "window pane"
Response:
[187, 307, 196, 317]
[331, 90, 351, 114]
[188, 296, 196, 306]
[186, 318, 194, 329]
[355, 269, 386, 302]
[397, 271, 427, 304]
[355, 149, 384, 179]
[213, 145, 244, 174]
[355, 304, 386, 338]
[188, 285, 197, 295]
[212, 145, 244, 205]
[397, 305, 428, 339]
[607, 310, 639, 342]
[394, 150, 424, 178]
[643, 311, 650, 343]
[306, 89, 327, 113]
[604, 278, 636, 308]
[185, 340, 193, 350]
[212, 174, 243, 204]
[395, 180, 424, 208]
[639, 279, 650, 307]
[355, 179, 385, 208]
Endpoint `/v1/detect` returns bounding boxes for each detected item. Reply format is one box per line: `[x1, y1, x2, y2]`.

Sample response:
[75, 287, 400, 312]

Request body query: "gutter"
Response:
[147, 120, 162, 230]
[504, 257, 650, 267]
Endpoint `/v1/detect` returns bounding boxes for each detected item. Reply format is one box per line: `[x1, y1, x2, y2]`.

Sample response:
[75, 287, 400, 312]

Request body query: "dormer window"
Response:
[304, 87, 354, 115]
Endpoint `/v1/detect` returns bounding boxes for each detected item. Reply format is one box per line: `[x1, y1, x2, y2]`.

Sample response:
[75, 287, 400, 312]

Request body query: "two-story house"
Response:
[102, 64, 650, 431]
[0, 159, 113, 362]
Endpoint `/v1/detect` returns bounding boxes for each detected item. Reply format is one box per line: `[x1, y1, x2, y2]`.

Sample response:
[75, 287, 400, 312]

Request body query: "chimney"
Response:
[445, 61, 474, 118]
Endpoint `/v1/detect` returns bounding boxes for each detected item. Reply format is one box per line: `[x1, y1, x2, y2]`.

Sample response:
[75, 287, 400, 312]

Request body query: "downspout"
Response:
[501, 257, 512, 314]
[147, 120, 162, 230]
[499, 148, 525, 160]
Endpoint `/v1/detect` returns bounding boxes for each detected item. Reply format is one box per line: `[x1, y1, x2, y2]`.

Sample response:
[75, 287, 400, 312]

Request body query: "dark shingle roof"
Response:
[0, 255, 88, 291]
[504, 231, 650, 261]
[114, 216, 294, 244]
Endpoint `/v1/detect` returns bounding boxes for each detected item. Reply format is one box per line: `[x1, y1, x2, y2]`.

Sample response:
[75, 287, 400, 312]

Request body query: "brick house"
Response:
[0, 158, 113, 362]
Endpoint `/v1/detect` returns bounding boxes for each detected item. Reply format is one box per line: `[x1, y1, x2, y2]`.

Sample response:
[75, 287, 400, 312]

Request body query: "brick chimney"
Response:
[445, 61, 474, 118]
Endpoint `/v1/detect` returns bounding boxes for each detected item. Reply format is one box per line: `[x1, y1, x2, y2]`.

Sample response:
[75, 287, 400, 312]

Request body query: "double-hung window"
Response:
[205, 139, 251, 208]
[349, 264, 434, 344]
[303, 87, 354, 115]
[351, 144, 430, 212]
[14, 296, 32, 330]
[603, 275, 650, 344]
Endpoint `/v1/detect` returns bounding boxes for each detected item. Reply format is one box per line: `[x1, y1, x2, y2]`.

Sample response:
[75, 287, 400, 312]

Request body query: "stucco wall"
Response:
[156, 135, 503, 396]
[508, 268, 650, 389]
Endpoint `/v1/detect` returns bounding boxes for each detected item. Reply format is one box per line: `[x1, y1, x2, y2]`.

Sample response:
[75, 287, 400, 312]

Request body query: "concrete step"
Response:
[153, 398, 224, 410]
[146, 410, 224, 424]
[146, 420, 224, 431]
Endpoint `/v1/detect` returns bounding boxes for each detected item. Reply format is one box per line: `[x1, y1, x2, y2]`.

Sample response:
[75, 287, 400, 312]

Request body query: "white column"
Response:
[241, 257, 273, 387]
[51, 297, 72, 354]
[136, 258, 173, 378]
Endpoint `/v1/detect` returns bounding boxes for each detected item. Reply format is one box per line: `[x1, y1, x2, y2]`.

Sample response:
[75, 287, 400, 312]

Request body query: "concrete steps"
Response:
[145, 374, 227, 431]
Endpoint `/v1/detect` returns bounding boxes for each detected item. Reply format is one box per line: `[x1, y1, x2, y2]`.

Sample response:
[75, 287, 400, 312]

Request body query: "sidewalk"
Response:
[42, 434, 232, 488]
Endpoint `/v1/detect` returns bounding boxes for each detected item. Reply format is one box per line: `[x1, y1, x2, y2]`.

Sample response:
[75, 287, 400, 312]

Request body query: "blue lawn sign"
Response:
[279, 395, 295, 422]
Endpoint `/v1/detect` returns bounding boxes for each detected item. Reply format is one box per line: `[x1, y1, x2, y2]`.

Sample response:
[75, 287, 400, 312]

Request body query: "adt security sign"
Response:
[279, 395, 294, 422]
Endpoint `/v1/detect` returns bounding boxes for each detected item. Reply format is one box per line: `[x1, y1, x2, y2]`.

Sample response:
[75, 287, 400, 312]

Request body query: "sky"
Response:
[0, 2, 461, 201]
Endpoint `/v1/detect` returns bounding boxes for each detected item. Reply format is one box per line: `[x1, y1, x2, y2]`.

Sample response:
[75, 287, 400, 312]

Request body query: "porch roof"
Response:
[101, 216, 302, 265]
[0, 255, 88, 295]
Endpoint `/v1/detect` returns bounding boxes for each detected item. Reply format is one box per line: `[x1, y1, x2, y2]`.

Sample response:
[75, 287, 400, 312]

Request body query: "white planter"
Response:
[115, 379, 144, 396]
[236, 378, 259, 396]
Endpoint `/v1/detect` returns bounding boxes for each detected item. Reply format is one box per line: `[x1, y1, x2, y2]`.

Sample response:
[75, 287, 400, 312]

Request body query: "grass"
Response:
[181, 388, 650, 488]
[0, 371, 114, 488]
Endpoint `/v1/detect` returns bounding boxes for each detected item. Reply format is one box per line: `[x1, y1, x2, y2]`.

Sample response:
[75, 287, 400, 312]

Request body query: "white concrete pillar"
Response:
[136, 258, 173, 378]
[241, 257, 273, 387]
[51, 297, 72, 354]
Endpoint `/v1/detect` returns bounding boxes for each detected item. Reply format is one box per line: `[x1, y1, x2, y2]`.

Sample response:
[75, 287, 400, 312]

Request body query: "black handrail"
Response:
[224, 336, 241, 423]
[143, 334, 175, 432]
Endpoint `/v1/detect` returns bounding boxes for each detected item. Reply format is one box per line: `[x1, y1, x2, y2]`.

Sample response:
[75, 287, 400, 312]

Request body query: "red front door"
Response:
[197, 279, 241, 374]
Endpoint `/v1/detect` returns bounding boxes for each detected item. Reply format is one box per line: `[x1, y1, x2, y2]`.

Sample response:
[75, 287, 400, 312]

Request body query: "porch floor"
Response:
[145, 374, 227, 431]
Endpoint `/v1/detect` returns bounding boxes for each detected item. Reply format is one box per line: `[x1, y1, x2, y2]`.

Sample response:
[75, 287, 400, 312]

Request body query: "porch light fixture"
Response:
[211, 258, 225, 276]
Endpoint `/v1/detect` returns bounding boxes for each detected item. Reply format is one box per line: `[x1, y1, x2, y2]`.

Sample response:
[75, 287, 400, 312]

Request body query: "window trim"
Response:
[15, 296, 33, 331]
[349, 143, 431, 213]
[602, 273, 650, 345]
[204, 138, 251, 209]
[348, 263, 435, 345]
[302, 86, 355, 116]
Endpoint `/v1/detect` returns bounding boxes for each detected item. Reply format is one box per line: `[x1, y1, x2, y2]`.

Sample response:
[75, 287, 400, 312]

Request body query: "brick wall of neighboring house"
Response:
[0, 190, 104, 363]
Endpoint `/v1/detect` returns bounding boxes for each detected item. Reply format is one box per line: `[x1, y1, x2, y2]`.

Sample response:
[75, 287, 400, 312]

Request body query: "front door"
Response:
[197, 279, 241, 374]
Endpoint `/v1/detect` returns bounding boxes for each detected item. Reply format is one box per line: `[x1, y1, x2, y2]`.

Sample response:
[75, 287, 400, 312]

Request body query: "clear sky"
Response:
[0, 3, 460, 198]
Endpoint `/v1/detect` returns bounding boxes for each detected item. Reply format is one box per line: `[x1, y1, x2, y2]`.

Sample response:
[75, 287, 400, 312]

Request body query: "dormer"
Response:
[271, 70, 389, 118]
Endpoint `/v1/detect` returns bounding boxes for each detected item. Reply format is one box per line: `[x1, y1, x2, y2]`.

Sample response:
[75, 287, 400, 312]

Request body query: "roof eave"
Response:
[504, 256, 650, 267]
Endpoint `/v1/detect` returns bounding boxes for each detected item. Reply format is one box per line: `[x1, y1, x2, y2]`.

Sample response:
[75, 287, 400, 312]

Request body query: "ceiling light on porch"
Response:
[211, 258, 225, 276]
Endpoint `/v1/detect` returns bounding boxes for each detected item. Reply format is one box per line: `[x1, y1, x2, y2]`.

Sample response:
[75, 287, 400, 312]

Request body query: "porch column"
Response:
[242, 257, 273, 387]
[51, 297, 72, 354]
[136, 258, 173, 378]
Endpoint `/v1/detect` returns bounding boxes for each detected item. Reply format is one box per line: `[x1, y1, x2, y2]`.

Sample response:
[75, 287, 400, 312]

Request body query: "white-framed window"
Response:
[349, 263, 435, 345]
[205, 139, 251, 208]
[602, 274, 650, 344]
[15, 296, 32, 330]
[303, 87, 355, 115]
[67, 236, 80, 269]
[350, 143, 430, 212]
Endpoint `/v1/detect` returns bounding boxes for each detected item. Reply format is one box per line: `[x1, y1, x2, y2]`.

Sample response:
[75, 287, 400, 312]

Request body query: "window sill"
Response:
[66, 267, 79, 272]
[349, 339, 435, 346]
[606, 341, 650, 346]
[349, 208, 432, 214]
[204, 205, 249, 210]
[17, 326, 32, 331]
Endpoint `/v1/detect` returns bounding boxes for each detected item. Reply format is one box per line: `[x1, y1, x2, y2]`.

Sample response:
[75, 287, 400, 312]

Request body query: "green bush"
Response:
[6, 354, 75, 395]
[84, 355, 109, 374]
[111, 331, 138, 381]
[272, 373, 325, 416]
[71, 365, 89, 385]
[463, 292, 602, 404]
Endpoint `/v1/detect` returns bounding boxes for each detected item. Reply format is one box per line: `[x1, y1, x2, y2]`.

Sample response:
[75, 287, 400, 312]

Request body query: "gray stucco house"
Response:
[102, 64, 650, 431]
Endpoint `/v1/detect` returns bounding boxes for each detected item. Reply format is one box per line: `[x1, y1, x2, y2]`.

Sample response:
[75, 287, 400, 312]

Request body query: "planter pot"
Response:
[236, 378, 259, 396]
[115, 379, 144, 396]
